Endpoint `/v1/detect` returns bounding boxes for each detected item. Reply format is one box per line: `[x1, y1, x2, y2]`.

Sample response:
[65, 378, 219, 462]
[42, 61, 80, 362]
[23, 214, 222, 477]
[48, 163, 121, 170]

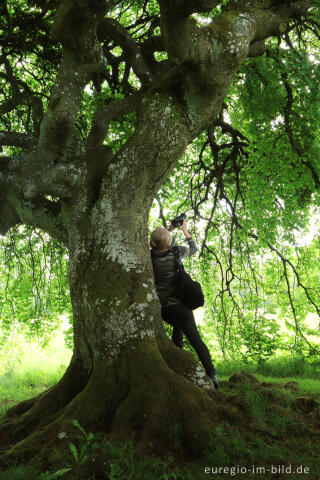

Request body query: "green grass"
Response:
[256, 374, 320, 396]
[0, 330, 71, 416]
[1, 331, 320, 479]
[1, 330, 319, 415]
[0, 435, 192, 480]
[215, 354, 320, 380]
[0, 464, 73, 480]
[218, 374, 320, 397]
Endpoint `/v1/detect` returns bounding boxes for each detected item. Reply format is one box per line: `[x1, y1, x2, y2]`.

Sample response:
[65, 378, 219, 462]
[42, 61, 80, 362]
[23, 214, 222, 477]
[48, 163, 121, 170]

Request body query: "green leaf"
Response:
[69, 442, 78, 462]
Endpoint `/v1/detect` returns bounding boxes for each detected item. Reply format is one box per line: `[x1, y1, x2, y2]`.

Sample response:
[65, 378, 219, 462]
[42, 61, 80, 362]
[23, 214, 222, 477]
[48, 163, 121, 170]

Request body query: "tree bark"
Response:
[0, 0, 315, 470]
[0, 175, 218, 466]
[0, 90, 221, 465]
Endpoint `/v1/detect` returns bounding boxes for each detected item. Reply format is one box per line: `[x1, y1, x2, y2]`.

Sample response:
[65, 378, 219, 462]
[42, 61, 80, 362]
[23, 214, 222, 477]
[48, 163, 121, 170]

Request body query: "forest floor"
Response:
[0, 334, 319, 479]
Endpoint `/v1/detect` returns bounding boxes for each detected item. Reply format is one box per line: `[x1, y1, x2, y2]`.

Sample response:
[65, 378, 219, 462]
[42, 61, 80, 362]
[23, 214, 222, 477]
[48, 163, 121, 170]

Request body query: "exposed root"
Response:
[2, 340, 320, 478]
[4, 392, 46, 418]
[0, 355, 92, 444]
[157, 336, 215, 392]
[109, 337, 219, 455]
[0, 337, 220, 467]
[0, 354, 124, 466]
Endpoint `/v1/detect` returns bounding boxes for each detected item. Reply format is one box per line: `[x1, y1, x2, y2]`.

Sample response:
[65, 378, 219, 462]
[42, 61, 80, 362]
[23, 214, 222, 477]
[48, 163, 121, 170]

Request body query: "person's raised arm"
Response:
[178, 219, 197, 258]
[179, 218, 191, 239]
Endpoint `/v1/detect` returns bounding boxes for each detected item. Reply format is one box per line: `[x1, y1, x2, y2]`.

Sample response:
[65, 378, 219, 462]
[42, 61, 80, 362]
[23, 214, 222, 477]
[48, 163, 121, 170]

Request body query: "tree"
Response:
[0, 0, 318, 469]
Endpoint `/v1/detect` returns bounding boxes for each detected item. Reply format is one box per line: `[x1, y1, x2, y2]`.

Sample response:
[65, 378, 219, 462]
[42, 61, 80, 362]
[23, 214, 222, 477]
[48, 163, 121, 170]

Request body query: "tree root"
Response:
[0, 355, 92, 444]
[0, 336, 223, 469]
[109, 336, 219, 455]
[157, 336, 216, 393]
[2, 340, 320, 480]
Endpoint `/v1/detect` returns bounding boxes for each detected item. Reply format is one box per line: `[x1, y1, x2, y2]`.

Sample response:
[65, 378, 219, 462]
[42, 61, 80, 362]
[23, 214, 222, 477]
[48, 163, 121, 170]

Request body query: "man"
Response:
[150, 219, 219, 389]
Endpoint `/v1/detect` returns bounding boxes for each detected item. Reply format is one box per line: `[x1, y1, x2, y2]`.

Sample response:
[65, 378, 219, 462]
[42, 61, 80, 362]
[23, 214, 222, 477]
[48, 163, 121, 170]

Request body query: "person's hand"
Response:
[179, 219, 191, 238]
[179, 219, 187, 231]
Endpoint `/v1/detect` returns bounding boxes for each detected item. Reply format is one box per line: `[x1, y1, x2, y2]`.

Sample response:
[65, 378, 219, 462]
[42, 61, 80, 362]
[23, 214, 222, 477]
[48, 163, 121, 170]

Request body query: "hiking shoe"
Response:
[210, 374, 219, 389]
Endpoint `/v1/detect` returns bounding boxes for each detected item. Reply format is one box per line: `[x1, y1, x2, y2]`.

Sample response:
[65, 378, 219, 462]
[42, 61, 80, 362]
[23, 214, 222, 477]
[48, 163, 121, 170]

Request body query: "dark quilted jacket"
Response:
[150, 237, 198, 306]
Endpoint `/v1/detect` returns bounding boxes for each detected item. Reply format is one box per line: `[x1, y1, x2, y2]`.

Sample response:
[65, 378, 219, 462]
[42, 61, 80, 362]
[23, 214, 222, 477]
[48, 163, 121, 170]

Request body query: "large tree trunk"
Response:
[0, 95, 221, 467]
[0, 224, 218, 466]
[0, 0, 315, 471]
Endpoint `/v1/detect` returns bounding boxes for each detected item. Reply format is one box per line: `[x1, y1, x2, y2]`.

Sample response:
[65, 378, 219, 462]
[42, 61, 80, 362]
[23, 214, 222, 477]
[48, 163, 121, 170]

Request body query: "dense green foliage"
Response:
[0, 227, 70, 348]
[1, 0, 320, 363]
[149, 33, 320, 359]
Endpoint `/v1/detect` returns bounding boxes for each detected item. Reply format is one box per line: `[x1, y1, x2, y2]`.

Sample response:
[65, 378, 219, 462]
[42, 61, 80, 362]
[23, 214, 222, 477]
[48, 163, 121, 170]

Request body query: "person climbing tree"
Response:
[150, 220, 219, 388]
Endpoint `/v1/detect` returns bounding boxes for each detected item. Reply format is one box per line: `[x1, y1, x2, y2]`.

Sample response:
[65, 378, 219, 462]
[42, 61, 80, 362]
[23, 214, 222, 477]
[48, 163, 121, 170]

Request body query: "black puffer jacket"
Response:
[150, 237, 198, 307]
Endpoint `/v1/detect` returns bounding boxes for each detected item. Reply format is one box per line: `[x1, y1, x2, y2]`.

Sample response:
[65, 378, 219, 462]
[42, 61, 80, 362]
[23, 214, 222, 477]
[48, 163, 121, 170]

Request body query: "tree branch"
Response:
[0, 131, 34, 148]
[87, 93, 141, 148]
[0, 0, 112, 202]
[159, 0, 314, 69]
[38, 0, 108, 157]
[0, 56, 45, 136]
[266, 48, 320, 189]
[8, 152, 82, 200]
[0, 56, 25, 115]
[141, 35, 166, 73]
[155, 194, 167, 228]
[266, 241, 320, 321]
[157, 0, 220, 19]
[0, 173, 68, 245]
[97, 17, 153, 86]
[153, 0, 313, 142]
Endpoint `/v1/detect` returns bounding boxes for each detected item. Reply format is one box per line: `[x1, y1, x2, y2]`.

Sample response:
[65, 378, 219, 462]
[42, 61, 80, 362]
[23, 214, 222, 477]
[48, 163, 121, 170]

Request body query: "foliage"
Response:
[0, 465, 71, 480]
[0, 226, 71, 349]
[0, 331, 71, 416]
[149, 26, 320, 358]
[1, 0, 320, 363]
[67, 419, 103, 467]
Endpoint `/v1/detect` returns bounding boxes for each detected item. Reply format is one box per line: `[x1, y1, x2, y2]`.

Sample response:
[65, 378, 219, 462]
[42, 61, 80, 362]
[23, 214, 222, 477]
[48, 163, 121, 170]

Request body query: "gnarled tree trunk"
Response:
[0, 0, 314, 470]
[0, 91, 220, 465]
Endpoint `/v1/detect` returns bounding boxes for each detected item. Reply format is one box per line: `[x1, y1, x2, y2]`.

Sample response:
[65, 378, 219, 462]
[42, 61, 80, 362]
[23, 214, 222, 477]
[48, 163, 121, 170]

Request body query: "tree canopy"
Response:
[1, 0, 320, 358]
[1, 0, 320, 470]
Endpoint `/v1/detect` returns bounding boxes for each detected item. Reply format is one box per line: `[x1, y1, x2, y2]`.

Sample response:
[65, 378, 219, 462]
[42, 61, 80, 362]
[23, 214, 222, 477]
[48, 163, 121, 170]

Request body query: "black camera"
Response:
[171, 213, 186, 228]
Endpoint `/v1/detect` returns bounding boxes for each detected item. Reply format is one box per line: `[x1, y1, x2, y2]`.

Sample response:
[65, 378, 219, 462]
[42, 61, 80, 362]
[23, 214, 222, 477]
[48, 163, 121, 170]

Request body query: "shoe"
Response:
[210, 374, 219, 389]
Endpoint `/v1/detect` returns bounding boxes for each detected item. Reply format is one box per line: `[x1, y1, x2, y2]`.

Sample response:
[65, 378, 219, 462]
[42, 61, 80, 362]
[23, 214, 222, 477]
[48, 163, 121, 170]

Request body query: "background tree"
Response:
[0, 0, 319, 469]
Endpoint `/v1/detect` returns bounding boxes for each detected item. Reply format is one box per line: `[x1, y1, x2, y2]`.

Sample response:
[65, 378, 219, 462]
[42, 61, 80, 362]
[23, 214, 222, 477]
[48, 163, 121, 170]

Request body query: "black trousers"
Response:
[161, 302, 215, 377]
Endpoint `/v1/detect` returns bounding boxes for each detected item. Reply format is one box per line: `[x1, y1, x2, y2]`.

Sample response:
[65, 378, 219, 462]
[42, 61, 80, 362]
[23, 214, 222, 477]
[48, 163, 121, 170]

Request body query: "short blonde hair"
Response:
[150, 227, 172, 250]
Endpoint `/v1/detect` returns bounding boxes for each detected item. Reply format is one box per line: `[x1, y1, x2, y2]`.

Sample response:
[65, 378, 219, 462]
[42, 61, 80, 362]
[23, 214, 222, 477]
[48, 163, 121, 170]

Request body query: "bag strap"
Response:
[169, 233, 177, 249]
[172, 246, 184, 273]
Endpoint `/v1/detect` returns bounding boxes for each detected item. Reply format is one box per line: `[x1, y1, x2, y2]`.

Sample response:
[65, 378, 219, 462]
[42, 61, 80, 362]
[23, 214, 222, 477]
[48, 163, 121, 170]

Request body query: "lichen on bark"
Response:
[0, 0, 315, 472]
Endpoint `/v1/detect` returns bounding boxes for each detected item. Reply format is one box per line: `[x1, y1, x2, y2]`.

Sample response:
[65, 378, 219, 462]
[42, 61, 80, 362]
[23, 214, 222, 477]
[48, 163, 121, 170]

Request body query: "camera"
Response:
[171, 213, 186, 228]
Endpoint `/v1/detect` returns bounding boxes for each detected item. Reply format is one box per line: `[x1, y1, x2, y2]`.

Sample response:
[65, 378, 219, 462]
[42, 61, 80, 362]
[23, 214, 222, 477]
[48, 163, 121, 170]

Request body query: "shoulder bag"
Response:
[172, 246, 205, 310]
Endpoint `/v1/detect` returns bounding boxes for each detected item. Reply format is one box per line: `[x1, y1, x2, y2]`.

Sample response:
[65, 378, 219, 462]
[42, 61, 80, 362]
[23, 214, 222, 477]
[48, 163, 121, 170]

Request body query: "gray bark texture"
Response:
[0, 0, 315, 467]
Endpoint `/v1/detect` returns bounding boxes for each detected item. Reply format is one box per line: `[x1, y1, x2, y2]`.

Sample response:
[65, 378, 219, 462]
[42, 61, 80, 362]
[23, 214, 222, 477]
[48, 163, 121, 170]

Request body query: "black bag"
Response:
[172, 246, 204, 310]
